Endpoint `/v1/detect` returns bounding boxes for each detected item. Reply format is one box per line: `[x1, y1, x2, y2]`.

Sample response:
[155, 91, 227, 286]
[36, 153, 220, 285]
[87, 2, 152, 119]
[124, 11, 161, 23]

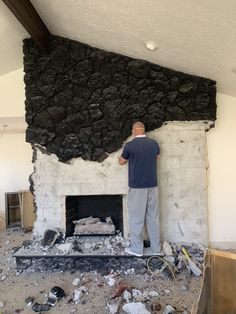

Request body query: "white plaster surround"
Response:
[32, 121, 211, 245]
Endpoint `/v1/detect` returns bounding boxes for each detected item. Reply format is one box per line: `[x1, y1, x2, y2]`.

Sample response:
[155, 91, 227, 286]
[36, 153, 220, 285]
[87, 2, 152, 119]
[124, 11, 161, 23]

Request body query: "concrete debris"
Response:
[72, 278, 81, 286]
[31, 302, 51, 312]
[164, 289, 171, 294]
[163, 304, 176, 314]
[40, 229, 61, 247]
[148, 290, 159, 297]
[164, 256, 175, 264]
[131, 289, 146, 302]
[0, 301, 5, 308]
[104, 274, 116, 286]
[131, 289, 143, 298]
[107, 299, 121, 314]
[142, 291, 150, 300]
[78, 285, 88, 293]
[73, 289, 84, 304]
[163, 242, 173, 256]
[123, 290, 132, 302]
[56, 242, 73, 253]
[122, 302, 151, 314]
[111, 281, 130, 298]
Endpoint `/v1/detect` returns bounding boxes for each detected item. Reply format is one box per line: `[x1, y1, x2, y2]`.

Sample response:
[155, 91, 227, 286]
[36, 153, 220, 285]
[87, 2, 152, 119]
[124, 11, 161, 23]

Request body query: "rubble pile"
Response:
[14, 230, 205, 280]
[0, 230, 202, 313]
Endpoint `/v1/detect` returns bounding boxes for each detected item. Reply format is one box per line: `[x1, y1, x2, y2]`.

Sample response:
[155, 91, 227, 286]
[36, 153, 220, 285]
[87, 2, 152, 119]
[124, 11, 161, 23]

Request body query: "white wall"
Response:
[207, 93, 236, 248]
[0, 133, 33, 219]
[0, 69, 33, 226]
[0, 68, 25, 117]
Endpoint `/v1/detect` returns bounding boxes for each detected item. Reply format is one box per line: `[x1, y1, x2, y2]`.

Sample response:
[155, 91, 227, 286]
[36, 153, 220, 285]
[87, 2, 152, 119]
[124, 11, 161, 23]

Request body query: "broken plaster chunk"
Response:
[148, 290, 159, 297]
[32, 302, 51, 312]
[0, 301, 5, 309]
[163, 242, 173, 256]
[84, 242, 93, 249]
[79, 285, 88, 293]
[164, 256, 175, 263]
[73, 289, 84, 304]
[56, 242, 73, 253]
[72, 278, 81, 286]
[131, 289, 146, 302]
[163, 304, 176, 314]
[40, 229, 61, 247]
[123, 290, 132, 302]
[104, 274, 116, 286]
[122, 302, 151, 314]
[188, 259, 202, 277]
[107, 299, 120, 314]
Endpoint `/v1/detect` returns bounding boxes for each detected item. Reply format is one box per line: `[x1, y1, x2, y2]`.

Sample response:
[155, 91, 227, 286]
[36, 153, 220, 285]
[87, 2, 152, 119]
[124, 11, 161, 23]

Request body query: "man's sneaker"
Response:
[124, 248, 143, 257]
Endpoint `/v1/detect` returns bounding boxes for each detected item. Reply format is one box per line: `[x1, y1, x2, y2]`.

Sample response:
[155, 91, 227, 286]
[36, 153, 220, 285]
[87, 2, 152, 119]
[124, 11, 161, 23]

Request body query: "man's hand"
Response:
[119, 156, 127, 165]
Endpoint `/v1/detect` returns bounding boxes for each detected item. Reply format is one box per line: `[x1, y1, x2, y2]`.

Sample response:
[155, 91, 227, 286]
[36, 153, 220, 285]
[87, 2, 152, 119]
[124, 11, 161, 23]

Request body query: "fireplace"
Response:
[65, 195, 123, 236]
[24, 35, 216, 246]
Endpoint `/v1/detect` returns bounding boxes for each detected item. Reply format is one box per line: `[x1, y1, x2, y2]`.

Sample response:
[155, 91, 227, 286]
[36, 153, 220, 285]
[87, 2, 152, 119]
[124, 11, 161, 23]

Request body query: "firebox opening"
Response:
[65, 195, 123, 237]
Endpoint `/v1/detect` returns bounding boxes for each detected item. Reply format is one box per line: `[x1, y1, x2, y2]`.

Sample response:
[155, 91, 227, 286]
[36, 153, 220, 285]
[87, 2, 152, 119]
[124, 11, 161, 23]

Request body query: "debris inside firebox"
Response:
[73, 216, 116, 235]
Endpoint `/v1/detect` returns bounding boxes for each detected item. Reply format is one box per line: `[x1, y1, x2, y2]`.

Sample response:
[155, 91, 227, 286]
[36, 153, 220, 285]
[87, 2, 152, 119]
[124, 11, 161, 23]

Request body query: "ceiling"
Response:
[0, 0, 236, 96]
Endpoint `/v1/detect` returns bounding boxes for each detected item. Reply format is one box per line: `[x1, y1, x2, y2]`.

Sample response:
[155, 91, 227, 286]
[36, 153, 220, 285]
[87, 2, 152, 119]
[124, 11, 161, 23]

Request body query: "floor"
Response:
[0, 229, 202, 314]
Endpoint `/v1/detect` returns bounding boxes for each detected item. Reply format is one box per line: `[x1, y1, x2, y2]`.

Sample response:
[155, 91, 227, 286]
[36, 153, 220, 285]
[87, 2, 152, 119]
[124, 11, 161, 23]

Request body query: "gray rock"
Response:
[72, 278, 80, 286]
[73, 289, 84, 304]
[56, 242, 73, 253]
[163, 304, 176, 314]
[122, 302, 151, 314]
[163, 242, 173, 256]
[148, 290, 159, 297]
[107, 299, 120, 314]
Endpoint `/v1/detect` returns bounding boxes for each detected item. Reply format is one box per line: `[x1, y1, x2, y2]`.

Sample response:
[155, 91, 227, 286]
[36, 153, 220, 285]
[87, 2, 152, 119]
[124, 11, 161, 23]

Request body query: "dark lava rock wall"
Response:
[23, 35, 216, 162]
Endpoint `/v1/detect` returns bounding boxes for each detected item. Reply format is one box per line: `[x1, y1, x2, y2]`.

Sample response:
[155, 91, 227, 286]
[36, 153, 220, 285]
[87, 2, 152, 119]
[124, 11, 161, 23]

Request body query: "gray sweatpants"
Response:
[128, 187, 161, 255]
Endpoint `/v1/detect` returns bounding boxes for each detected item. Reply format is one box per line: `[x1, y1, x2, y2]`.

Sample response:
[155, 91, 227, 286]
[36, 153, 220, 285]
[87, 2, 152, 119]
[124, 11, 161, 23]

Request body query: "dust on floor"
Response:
[0, 230, 201, 314]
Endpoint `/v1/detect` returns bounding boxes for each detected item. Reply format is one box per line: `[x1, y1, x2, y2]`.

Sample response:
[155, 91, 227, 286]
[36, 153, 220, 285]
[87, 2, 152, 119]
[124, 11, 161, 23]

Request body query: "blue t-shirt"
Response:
[121, 136, 160, 188]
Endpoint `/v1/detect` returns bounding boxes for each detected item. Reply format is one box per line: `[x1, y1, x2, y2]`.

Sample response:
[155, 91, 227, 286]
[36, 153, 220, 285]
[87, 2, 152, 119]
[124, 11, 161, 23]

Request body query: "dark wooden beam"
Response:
[2, 0, 51, 52]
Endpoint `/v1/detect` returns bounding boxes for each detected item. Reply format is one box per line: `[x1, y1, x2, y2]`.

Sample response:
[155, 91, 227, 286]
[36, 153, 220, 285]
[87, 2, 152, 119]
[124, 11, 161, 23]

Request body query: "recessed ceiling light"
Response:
[145, 41, 157, 51]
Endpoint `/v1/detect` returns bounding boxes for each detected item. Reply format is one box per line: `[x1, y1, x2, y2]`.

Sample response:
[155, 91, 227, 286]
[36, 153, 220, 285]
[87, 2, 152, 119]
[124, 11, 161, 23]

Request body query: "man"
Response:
[119, 121, 161, 256]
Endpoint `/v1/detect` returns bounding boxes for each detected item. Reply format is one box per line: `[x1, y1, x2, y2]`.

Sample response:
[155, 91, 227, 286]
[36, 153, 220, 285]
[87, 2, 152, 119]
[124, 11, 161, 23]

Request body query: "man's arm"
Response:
[119, 156, 128, 165]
